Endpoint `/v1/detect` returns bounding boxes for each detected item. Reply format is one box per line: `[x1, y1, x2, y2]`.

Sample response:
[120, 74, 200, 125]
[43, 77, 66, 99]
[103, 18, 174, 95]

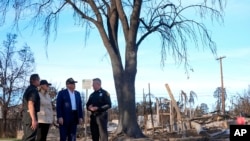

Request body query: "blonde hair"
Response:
[38, 86, 47, 94]
[37, 86, 42, 92]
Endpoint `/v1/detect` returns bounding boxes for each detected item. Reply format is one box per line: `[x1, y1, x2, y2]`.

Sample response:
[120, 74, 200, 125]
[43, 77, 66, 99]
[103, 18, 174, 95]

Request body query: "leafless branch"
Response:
[116, 0, 129, 39]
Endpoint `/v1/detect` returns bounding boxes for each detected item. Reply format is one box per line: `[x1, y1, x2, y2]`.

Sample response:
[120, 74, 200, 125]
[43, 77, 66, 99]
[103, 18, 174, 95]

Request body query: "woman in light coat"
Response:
[36, 80, 54, 141]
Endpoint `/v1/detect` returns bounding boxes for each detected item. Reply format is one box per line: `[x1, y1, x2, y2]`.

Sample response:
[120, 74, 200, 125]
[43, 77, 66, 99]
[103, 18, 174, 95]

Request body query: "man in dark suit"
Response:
[56, 78, 83, 141]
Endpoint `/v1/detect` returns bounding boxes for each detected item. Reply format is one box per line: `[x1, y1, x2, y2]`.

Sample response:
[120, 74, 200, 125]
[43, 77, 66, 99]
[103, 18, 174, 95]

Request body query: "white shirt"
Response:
[37, 91, 53, 123]
[68, 89, 76, 110]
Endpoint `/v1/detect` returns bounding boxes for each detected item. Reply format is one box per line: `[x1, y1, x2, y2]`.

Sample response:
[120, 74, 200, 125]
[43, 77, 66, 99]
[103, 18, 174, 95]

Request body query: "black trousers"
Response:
[90, 112, 108, 141]
[22, 123, 37, 141]
[36, 123, 50, 141]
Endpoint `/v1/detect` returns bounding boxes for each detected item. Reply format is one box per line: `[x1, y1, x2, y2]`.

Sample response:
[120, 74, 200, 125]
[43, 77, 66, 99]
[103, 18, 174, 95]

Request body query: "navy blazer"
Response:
[56, 89, 83, 125]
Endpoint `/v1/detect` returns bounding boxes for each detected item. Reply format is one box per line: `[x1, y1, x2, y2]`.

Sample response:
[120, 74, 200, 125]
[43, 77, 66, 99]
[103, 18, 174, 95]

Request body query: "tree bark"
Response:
[114, 73, 145, 138]
[106, 40, 144, 137]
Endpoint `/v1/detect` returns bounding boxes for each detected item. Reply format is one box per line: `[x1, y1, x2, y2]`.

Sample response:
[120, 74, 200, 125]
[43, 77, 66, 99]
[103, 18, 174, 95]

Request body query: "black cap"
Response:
[66, 78, 77, 84]
[40, 80, 51, 86]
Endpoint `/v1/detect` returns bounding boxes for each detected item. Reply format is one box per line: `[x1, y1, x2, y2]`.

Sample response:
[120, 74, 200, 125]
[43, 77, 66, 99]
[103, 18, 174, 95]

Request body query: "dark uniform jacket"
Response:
[86, 88, 112, 114]
[22, 84, 40, 124]
[56, 89, 83, 125]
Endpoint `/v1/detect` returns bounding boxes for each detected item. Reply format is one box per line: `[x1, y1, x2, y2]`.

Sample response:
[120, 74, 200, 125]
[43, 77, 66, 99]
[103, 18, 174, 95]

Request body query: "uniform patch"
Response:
[99, 93, 102, 96]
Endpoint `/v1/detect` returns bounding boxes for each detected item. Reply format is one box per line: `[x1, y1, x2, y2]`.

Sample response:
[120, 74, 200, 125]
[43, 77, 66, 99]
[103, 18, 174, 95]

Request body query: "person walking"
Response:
[36, 80, 54, 141]
[56, 78, 83, 141]
[86, 78, 112, 141]
[22, 74, 41, 141]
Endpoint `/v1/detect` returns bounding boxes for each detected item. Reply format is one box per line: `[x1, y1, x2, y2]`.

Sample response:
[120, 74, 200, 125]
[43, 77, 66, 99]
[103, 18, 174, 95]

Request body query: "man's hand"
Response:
[28, 100, 38, 130]
[79, 118, 83, 124]
[31, 120, 38, 130]
[58, 117, 63, 125]
[88, 105, 99, 111]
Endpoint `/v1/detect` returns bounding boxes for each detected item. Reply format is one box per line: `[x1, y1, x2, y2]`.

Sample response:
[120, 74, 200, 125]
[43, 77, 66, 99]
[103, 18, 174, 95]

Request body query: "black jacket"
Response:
[86, 88, 112, 113]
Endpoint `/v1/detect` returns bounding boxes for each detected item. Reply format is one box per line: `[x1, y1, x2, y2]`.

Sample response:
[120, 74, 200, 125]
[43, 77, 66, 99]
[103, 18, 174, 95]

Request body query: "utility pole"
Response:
[148, 83, 155, 132]
[216, 56, 226, 115]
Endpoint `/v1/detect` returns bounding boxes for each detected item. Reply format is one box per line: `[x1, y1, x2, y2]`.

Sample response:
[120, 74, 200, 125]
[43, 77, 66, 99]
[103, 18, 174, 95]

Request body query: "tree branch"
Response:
[136, 22, 161, 47]
[116, 0, 129, 40]
[87, 0, 103, 24]
[107, 0, 119, 54]
[66, 0, 97, 24]
[42, 2, 67, 45]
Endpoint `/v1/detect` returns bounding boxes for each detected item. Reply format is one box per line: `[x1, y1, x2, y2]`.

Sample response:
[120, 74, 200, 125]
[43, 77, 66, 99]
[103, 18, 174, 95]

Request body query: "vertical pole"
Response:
[143, 88, 147, 134]
[170, 100, 173, 132]
[84, 89, 88, 141]
[189, 102, 192, 119]
[216, 56, 226, 115]
[156, 99, 160, 127]
[148, 83, 154, 131]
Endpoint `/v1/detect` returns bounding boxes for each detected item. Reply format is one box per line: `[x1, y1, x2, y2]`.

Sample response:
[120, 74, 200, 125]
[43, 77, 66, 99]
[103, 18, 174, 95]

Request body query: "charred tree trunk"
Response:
[75, 0, 144, 138]
[114, 73, 144, 138]
[106, 39, 144, 137]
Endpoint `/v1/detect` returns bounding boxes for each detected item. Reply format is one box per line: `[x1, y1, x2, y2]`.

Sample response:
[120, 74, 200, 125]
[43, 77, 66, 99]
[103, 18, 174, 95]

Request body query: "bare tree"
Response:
[230, 86, 250, 116]
[180, 90, 188, 115]
[189, 91, 197, 118]
[0, 0, 225, 138]
[213, 87, 227, 113]
[179, 90, 197, 118]
[200, 103, 209, 114]
[194, 103, 209, 117]
[0, 33, 35, 137]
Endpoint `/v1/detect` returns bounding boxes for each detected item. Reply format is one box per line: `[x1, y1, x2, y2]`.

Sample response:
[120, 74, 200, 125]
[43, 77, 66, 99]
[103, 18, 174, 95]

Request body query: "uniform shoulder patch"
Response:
[106, 92, 110, 97]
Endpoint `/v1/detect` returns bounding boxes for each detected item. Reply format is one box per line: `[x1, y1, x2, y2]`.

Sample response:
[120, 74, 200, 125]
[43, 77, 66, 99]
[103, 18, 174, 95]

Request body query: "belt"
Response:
[91, 111, 106, 116]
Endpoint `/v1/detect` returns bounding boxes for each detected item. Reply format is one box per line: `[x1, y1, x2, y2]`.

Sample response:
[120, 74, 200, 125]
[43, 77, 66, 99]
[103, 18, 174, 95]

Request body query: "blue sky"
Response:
[0, 0, 249, 111]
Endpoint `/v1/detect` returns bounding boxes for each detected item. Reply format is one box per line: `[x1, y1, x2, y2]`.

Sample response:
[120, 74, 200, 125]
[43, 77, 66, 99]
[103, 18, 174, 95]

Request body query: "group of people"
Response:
[22, 74, 112, 141]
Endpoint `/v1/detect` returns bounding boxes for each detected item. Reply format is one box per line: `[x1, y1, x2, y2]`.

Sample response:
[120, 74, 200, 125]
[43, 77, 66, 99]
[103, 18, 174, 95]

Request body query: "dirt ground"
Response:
[110, 130, 207, 141]
[45, 127, 229, 141]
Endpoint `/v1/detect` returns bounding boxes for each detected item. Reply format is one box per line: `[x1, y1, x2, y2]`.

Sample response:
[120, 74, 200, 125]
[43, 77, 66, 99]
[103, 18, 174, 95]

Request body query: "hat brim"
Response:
[40, 83, 52, 86]
[67, 81, 77, 84]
